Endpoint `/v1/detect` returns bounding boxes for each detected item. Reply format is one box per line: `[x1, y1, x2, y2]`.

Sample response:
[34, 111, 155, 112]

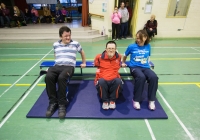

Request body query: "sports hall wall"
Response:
[89, 0, 200, 38]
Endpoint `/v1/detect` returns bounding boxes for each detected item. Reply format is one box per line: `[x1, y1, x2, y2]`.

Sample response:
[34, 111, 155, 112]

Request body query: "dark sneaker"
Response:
[58, 104, 66, 119]
[46, 103, 58, 117]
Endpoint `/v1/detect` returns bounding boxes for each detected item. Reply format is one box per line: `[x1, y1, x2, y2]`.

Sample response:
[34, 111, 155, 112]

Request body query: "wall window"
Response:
[167, 0, 191, 17]
[60, 0, 77, 3]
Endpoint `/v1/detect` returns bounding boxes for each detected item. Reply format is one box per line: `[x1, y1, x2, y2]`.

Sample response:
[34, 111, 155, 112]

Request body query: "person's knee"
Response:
[57, 75, 67, 82]
[45, 73, 55, 83]
[149, 75, 158, 82]
[114, 78, 122, 85]
[98, 78, 106, 85]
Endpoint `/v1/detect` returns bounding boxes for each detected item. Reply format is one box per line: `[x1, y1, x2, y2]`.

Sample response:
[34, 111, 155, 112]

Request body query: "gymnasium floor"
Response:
[0, 38, 200, 140]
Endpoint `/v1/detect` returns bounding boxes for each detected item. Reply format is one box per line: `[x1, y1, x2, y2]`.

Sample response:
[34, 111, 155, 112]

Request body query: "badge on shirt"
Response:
[141, 58, 147, 64]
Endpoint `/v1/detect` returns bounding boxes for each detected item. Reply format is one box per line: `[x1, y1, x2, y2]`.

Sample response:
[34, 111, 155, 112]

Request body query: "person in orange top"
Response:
[94, 41, 123, 110]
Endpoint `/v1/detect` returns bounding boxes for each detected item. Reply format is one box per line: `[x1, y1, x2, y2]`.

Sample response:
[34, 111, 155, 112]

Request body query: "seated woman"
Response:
[13, 6, 21, 27]
[31, 7, 39, 24]
[54, 6, 63, 23]
[145, 15, 157, 40]
[122, 30, 158, 111]
[61, 6, 67, 22]
[43, 7, 51, 23]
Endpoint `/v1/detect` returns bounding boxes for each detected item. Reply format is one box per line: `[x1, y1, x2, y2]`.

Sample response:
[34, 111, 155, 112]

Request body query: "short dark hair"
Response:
[59, 26, 71, 37]
[136, 30, 150, 45]
[106, 41, 117, 48]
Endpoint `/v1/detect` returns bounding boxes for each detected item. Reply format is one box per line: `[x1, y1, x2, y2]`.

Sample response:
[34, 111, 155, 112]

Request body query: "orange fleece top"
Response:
[94, 51, 121, 85]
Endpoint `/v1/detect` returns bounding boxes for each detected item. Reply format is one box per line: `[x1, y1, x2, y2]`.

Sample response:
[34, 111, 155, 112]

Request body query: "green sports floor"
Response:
[0, 38, 200, 140]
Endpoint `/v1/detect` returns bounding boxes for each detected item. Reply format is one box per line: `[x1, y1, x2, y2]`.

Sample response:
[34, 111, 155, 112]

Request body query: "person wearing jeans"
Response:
[118, 2, 129, 39]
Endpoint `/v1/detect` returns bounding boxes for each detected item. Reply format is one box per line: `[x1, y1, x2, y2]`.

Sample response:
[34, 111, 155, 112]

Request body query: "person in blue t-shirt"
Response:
[122, 30, 158, 111]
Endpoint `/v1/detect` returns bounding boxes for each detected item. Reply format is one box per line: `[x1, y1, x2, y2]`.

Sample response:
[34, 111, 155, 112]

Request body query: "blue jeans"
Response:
[120, 21, 128, 38]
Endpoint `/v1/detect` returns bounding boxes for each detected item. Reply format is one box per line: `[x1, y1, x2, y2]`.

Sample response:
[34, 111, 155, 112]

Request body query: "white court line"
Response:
[0, 75, 44, 128]
[1, 53, 200, 57]
[123, 67, 156, 139]
[151, 53, 200, 55]
[191, 47, 200, 53]
[0, 54, 54, 56]
[0, 48, 50, 49]
[145, 119, 156, 140]
[0, 49, 53, 98]
[157, 90, 194, 140]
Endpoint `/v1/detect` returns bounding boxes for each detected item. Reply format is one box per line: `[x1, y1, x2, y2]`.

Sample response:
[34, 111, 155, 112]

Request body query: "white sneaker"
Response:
[133, 100, 140, 110]
[149, 101, 156, 110]
[109, 101, 116, 109]
[102, 102, 109, 110]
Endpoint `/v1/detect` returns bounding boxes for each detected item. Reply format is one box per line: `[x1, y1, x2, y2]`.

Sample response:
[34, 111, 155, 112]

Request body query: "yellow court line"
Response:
[158, 82, 200, 85]
[15, 84, 31, 86]
[196, 84, 200, 88]
[37, 84, 46, 86]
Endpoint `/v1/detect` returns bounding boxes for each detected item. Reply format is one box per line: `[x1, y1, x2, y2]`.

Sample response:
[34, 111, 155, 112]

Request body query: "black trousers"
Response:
[146, 29, 156, 38]
[130, 67, 158, 102]
[45, 65, 74, 105]
[112, 23, 120, 39]
[96, 78, 123, 102]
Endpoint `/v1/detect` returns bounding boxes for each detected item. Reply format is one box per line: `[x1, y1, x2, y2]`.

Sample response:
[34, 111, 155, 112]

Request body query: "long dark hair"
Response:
[136, 30, 150, 45]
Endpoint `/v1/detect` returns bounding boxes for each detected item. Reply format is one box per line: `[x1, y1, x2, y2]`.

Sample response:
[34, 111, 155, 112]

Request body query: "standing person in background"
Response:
[31, 7, 39, 24]
[56, 0, 63, 10]
[121, 30, 158, 111]
[118, 2, 129, 39]
[0, 3, 11, 27]
[125, 1, 132, 37]
[111, 6, 121, 41]
[145, 15, 157, 40]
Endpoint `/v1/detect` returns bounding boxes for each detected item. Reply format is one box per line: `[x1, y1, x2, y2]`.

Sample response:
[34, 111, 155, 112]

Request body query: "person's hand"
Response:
[150, 28, 153, 31]
[80, 63, 86, 68]
[121, 62, 127, 67]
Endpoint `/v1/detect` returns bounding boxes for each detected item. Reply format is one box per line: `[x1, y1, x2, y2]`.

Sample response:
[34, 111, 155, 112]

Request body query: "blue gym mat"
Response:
[26, 80, 168, 119]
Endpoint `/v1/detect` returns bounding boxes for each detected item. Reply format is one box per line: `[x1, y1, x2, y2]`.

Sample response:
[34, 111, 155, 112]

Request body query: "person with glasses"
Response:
[111, 6, 121, 41]
[122, 30, 158, 111]
[94, 41, 123, 110]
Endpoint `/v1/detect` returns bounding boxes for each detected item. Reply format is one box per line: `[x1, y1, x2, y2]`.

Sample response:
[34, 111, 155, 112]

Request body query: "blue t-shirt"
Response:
[124, 43, 151, 68]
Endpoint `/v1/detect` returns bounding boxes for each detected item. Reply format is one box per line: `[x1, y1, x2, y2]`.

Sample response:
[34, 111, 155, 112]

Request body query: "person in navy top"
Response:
[122, 30, 158, 111]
